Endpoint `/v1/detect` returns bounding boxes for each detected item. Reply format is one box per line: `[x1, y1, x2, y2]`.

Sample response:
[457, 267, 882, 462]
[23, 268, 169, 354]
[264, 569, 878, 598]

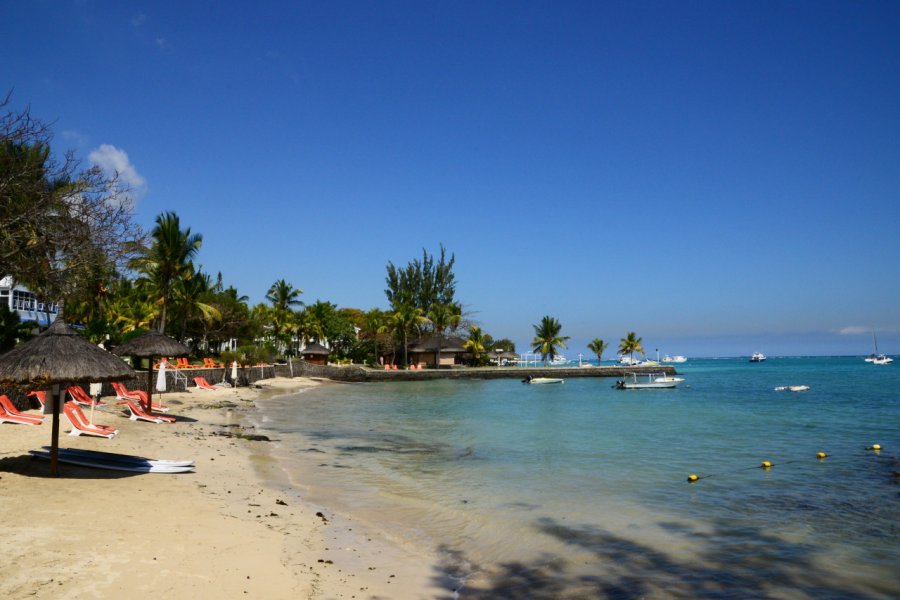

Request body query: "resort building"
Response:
[0, 276, 59, 327]
[407, 335, 468, 368]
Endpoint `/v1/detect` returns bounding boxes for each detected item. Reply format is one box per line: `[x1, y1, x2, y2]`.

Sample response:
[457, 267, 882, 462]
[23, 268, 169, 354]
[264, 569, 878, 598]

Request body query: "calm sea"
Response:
[253, 357, 899, 599]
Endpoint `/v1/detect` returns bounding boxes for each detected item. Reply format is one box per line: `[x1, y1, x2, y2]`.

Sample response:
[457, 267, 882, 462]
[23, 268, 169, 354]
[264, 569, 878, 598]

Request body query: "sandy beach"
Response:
[0, 377, 446, 599]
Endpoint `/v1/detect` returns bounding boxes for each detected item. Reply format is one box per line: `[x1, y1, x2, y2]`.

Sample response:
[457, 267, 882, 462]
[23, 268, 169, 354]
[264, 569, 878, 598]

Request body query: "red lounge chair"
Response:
[67, 385, 106, 407]
[0, 396, 43, 425]
[63, 401, 117, 438]
[111, 382, 169, 412]
[193, 377, 217, 391]
[119, 399, 175, 423]
[27, 390, 47, 408]
[0, 394, 44, 422]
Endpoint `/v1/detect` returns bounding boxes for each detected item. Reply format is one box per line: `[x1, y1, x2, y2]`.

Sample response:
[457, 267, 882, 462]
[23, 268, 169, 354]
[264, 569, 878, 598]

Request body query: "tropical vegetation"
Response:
[531, 316, 570, 365]
[618, 331, 645, 363]
[587, 338, 608, 363]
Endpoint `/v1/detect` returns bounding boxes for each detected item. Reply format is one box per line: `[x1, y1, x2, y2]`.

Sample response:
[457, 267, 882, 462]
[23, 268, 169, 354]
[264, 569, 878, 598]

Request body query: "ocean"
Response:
[252, 357, 899, 599]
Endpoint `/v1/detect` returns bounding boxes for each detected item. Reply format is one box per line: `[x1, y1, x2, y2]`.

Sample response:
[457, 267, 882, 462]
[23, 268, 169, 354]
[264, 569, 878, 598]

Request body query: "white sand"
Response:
[0, 377, 446, 599]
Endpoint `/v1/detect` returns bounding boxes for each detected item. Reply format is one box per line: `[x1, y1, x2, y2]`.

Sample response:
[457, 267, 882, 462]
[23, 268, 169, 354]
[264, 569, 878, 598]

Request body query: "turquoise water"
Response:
[255, 357, 899, 598]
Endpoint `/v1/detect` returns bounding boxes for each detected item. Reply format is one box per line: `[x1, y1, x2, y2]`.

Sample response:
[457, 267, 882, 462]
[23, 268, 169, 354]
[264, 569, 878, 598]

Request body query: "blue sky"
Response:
[4, 1, 899, 357]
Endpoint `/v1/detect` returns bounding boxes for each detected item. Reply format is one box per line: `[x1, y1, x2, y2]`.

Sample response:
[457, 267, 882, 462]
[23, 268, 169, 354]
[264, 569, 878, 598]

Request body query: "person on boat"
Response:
[523, 375, 533, 384]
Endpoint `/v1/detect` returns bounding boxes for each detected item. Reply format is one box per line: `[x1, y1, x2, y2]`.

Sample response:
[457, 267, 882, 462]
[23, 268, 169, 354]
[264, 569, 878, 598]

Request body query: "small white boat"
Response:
[615, 372, 681, 389]
[872, 355, 893, 365]
[549, 355, 570, 365]
[618, 355, 642, 366]
[774, 385, 811, 392]
[749, 352, 767, 362]
[524, 376, 564, 385]
[662, 355, 688, 363]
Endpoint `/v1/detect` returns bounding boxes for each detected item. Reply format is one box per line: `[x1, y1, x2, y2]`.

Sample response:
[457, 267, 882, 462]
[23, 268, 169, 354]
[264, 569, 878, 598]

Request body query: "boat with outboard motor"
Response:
[523, 376, 564, 385]
[614, 372, 681, 389]
[750, 352, 767, 362]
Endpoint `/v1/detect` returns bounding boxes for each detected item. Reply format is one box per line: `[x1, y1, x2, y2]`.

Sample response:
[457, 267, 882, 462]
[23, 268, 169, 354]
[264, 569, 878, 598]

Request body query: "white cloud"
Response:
[131, 12, 146, 27]
[88, 144, 147, 198]
[838, 326, 870, 335]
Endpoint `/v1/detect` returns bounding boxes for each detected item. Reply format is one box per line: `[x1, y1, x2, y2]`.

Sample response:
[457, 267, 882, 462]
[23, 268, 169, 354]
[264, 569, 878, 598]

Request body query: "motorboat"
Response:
[615, 372, 680, 389]
[749, 352, 767, 362]
[618, 355, 642, 366]
[524, 376, 564, 384]
[775, 385, 811, 392]
[662, 355, 688, 363]
[549, 355, 570, 365]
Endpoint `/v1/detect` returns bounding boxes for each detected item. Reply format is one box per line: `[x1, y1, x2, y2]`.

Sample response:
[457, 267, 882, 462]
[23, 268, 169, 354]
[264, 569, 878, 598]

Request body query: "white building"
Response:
[0, 276, 59, 326]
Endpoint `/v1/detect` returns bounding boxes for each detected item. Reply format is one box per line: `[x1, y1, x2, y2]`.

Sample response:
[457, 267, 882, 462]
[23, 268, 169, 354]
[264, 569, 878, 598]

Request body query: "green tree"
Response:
[426, 301, 462, 369]
[171, 270, 221, 347]
[385, 245, 456, 317]
[362, 308, 388, 365]
[531, 316, 570, 365]
[464, 325, 488, 366]
[131, 212, 202, 334]
[387, 303, 426, 366]
[2, 97, 143, 306]
[618, 331, 644, 363]
[0, 303, 35, 352]
[587, 338, 609, 363]
[265, 278, 303, 352]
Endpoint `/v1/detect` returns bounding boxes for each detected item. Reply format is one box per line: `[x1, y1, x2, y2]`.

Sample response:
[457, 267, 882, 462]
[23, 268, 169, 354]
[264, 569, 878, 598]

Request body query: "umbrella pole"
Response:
[51, 384, 62, 477]
[146, 355, 154, 415]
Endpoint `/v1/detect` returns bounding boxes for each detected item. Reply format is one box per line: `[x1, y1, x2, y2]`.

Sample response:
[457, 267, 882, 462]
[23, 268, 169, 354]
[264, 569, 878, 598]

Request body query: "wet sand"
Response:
[0, 377, 446, 599]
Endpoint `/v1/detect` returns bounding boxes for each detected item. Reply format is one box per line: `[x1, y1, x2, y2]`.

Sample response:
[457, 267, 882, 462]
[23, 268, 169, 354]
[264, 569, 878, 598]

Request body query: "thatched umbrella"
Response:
[113, 331, 189, 415]
[0, 317, 135, 476]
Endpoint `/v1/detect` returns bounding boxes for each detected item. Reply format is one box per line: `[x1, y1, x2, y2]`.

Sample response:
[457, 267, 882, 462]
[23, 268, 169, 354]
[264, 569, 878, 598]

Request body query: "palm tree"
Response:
[531, 315, 570, 365]
[464, 325, 487, 366]
[387, 303, 426, 366]
[265, 279, 303, 350]
[131, 212, 202, 334]
[362, 308, 388, 365]
[618, 331, 645, 364]
[426, 301, 462, 369]
[171, 270, 221, 344]
[587, 338, 609, 364]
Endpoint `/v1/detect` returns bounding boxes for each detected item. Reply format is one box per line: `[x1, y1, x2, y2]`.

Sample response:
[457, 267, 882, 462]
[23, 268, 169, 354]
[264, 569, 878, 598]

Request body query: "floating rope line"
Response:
[686, 445, 886, 483]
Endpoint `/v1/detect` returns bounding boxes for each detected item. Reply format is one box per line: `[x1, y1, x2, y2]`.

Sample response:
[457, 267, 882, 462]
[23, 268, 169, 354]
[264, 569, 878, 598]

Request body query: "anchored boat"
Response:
[615, 372, 682, 389]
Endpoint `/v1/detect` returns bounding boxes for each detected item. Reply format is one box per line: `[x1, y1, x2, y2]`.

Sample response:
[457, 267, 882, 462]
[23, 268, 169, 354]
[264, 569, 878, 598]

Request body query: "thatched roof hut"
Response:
[300, 342, 331, 366]
[0, 317, 135, 476]
[113, 330, 189, 414]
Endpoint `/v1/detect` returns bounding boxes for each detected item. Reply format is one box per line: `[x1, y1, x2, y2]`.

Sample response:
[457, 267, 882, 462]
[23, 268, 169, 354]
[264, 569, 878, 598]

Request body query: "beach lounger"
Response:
[67, 385, 106, 407]
[63, 401, 117, 438]
[193, 377, 217, 391]
[27, 390, 47, 409]
[119, 399, 175, 423]
[0, 394, 44, 422]
[111, 382, 169, 412]
[0, 396, 43, 425]
[203, 357, 224, 368]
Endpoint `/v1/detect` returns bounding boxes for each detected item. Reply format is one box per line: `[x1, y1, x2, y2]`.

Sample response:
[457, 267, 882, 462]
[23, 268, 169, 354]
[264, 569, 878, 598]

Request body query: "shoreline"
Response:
[0, 377, 447, 599]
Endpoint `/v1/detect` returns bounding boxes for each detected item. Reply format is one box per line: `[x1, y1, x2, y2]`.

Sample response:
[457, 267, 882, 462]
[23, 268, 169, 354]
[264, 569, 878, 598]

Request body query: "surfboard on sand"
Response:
[30, 449, 194, 473]
[43, 446, 195, 468]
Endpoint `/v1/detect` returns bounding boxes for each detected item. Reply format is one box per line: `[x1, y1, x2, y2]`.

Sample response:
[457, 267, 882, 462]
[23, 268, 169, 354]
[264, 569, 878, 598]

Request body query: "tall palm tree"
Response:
[531, 315, 570, 365]
[426, 301, 462, 369]
[587, 338, 609, 363]
[131, 212, 202, 334]
[618, 331, 644, 363]
[171, 270, 221, 344]
[265, 279, 303, 349]
[362, 308, 388, 365]
[464, 325, 487, 366]
[388, 303, 426, 366]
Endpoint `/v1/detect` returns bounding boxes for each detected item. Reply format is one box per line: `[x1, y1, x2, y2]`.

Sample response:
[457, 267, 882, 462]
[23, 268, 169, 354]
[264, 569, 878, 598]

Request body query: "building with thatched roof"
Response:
[300, 342, 331, 366]
[407, 335, 468, 368]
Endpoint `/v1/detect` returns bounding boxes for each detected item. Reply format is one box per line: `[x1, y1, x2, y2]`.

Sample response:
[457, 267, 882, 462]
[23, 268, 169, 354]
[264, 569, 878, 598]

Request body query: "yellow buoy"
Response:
[816, 452, 827, 460]
[687, 474, 699, 483]
[867, 444, 882, 451]
[761, 460, 772, 469]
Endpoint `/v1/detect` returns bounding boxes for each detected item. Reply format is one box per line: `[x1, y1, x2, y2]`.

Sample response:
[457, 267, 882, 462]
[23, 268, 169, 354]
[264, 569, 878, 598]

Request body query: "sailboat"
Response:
[865, 330, 893, 364]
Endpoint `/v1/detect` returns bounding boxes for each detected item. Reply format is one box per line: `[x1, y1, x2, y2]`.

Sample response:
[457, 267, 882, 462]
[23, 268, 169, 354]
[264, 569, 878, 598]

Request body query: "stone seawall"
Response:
[283, 361, 676, 382]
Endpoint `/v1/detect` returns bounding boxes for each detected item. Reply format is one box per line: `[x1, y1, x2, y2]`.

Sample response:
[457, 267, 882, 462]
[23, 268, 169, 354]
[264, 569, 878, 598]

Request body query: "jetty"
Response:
[293, 362, 677, 383]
